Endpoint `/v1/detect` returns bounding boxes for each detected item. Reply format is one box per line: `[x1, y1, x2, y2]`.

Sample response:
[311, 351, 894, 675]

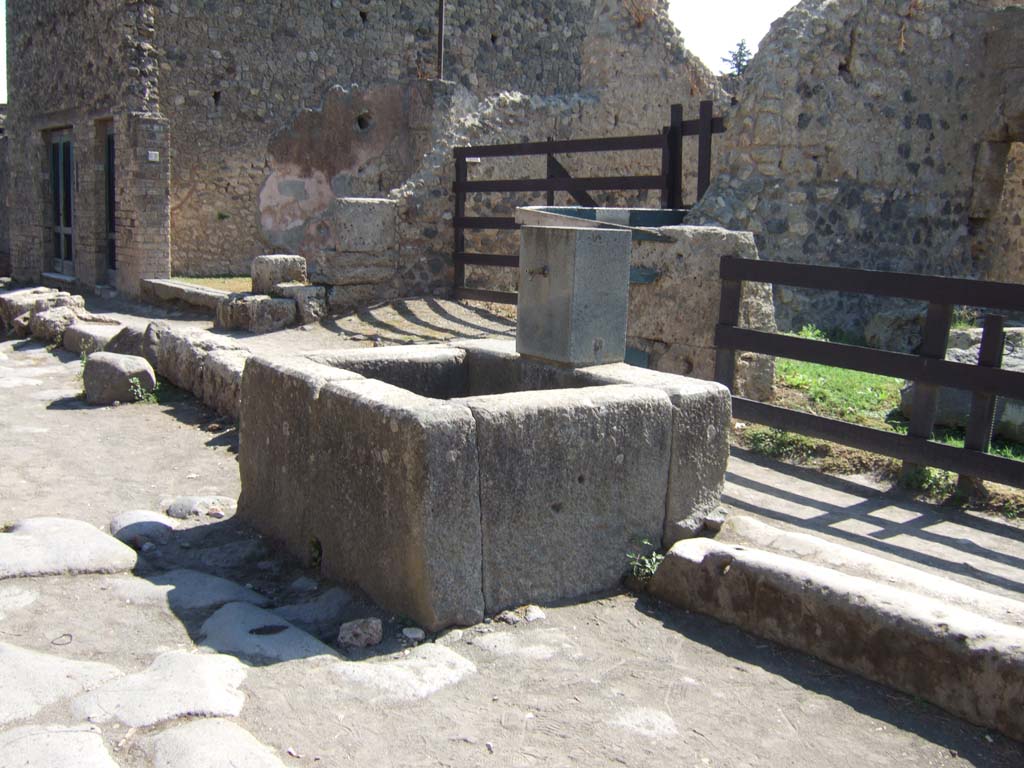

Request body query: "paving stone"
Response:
[0, 724, 118, 768]
[0, 517, 137, 579]
[72, 650, 247, 727]
[328, 643, 476, 702]
[145, 719, 286, 768]
[0, 584, 37, 620]
[111, 569, 270, 612]
[109, 509, 178, 546]
[0, 642, 122, 726]
[164, 495, 237, 520]
[200, 601, 338, 662]
[273, 587, 353, 639]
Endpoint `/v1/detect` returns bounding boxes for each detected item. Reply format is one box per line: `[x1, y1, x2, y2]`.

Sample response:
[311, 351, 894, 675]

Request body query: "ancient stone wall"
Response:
[155, 0, 718, 280]
[6, 1, 169, 296]
[689, 0, 1024, 341]
[974, 143, 1024, 285]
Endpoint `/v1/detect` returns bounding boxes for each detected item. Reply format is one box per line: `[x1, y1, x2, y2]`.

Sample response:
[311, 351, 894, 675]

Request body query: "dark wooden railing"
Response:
[714, 256, 1024, 489]
[452, 100, 724, 304]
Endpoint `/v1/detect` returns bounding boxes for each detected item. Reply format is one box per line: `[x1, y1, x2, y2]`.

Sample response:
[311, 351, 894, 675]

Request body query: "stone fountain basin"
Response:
[237, 340, 729, 630]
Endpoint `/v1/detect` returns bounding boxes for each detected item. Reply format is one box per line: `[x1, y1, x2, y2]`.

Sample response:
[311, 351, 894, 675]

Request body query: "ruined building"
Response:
[4, 0, 717, 302]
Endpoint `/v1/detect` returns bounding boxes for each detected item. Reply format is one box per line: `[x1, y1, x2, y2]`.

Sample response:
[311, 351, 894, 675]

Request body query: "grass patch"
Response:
[173, 275, 252, 293]
[733, 324, 1024, 519]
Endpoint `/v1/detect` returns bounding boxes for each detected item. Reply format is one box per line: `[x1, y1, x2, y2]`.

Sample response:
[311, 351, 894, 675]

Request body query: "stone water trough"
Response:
[237, 225, 730, 630]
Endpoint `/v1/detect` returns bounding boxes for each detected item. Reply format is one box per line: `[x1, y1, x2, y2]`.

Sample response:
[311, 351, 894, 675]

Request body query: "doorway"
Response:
[49, 129, 74, 275]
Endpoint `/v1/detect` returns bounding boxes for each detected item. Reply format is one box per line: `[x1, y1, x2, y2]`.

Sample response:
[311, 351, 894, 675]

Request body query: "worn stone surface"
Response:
[517, 226, 632, 366]
[329, 643, 476, 702]
[104, 324, 147, 358]
[0, 517, 137, 579]
[575, 362, 732, 543]
[458, 385, 672, 612]
[236, 356, 363, 558]
[251, 255, 308, 295]
[0, 643, 122, 726]
[71, 650, 247, 728]
[0, 287, 53, 330]
[649, 537, 1024, 743]
[305, 197, 399, 287]
[29, 305, 86, 344]
[199, 348, 250, 419]
[111, 570, 269, 613]
[109, 509, 177, 546]
[163, 495, 236, 520]
[141, 278, 226, 312]
[308, 378, 484, 630]
[0, 724, 119, 768]
[271, 283, 326, 325]
[144, 719, 287, 768]
[83, 351, 156, 405]
[215, 294, 298, 333]
[62, 322, 123, 354]
[309, 345, 467, 399]
[718, 515, 1024, 628]
[627, 225, 775, 401]
[201, 601, 338, 662]
[0, 585, 37, 621]
[154, 325, 243, 394]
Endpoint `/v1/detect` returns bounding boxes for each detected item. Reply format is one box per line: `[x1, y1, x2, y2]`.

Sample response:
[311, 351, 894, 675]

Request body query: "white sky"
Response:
[667, 0, 798, 74]
[0, 1, 798, 105]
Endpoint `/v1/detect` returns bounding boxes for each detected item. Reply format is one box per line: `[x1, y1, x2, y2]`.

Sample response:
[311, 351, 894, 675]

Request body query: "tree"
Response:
[722, 39, 752, 76]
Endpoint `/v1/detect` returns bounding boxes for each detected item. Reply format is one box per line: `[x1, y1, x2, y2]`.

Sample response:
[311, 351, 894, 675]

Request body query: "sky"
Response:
[0, 1, 797, 104]
[666, 0, 798, 74]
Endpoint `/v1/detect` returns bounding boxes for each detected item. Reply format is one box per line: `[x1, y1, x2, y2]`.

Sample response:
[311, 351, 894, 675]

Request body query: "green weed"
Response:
[626, 539, 664, 584]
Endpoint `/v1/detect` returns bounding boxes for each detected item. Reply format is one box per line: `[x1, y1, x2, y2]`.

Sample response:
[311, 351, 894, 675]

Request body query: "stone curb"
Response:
[648, 537, 1024, 741]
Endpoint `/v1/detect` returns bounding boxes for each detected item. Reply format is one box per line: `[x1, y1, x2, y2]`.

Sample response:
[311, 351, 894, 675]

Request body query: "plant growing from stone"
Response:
[627, 539, 664, 584]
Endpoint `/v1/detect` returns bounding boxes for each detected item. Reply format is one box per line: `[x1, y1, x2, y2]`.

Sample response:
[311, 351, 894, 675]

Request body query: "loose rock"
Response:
[83, 352, 156, 405]
[164, 495, 237, 520]
[337, 617, 383, 648]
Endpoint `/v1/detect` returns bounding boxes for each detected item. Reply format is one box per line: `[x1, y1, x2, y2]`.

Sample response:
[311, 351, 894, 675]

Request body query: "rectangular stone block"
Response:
[309, 346, 467, 399]
[323, 197, 399, 253]
[308, 378, 483, 630]
[199, 349, 251, 419]
[575, 363, 731, 544]
[236, 357, 363, 559]
[516, 226, 631, 366]
[456, 385, 672, 612]
[251, 255, 308, 294]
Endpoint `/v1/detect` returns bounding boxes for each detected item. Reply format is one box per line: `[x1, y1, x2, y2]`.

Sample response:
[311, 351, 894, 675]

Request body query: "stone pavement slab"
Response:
[0, 642, 122, 726]
[327, 643, 477, 702]
[72, 650, 247, 727]
[0, 724, 118, 768]
[144, 718, 286, 768]
[200, 601, 338, 662]
[111, 569, 269, 613]
[0, 518, 137, 579]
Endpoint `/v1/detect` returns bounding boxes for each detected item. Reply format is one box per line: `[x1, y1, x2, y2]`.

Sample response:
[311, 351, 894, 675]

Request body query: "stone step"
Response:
[648, 535, 1024, 742]
[716, 515, 1024, 628]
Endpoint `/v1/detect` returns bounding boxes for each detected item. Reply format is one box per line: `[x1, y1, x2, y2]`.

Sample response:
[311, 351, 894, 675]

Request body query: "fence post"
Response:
[669, 104, 683, 209]
[901, 301, 953, 481]
[453, 153, 467, 290]
[697, 99, 714, 201]
[545, 137, 555, 206]
[714, 256, 742, 391]
[660, 127, 671, 209]
[958, 314, 1005, 495]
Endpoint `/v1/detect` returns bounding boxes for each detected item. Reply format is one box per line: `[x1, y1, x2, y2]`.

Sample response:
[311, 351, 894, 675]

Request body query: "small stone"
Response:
[206, 509, 226, 519]
[141, 542, 156, 553]
[402, 627, 426, 642]
[164, 495, 237, 520]
[496, 610, 522, 625]
[524, 605, 546, 622]
[337, 617, 383, 648]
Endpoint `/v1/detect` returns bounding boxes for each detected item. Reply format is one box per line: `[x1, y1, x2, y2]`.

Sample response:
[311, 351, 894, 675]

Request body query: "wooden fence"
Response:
[452, 100, 724, 304]
[714, 256, 1024, 489]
